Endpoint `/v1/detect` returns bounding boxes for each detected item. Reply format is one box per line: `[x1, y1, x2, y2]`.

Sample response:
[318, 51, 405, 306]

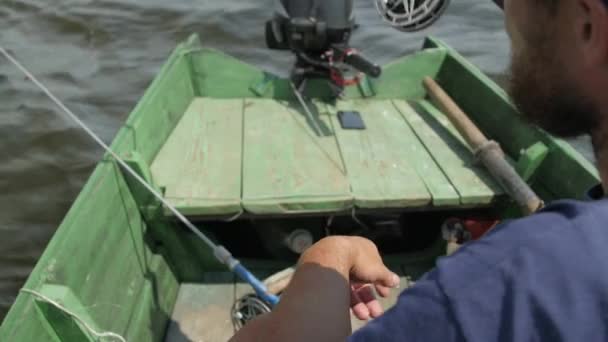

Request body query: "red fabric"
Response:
[463, 218, 500, 240]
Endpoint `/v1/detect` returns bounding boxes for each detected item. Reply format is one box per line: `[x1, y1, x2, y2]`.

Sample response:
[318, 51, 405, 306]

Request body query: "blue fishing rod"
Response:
[0, 46, 280, 308]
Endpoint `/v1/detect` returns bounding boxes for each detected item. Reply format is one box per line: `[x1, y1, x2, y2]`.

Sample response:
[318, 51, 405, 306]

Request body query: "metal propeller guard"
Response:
[375, 0, 451, 32]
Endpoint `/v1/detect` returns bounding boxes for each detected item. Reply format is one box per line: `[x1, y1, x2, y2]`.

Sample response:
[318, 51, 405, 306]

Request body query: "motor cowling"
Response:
[265, 0, 355, 53]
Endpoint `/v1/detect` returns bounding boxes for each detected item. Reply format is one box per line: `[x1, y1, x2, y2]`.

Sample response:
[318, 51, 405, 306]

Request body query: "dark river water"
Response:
[0, 0, 594, 320]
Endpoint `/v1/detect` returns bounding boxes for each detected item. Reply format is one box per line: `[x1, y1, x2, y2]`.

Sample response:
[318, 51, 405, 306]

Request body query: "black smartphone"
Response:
[337, 110, 366, 130]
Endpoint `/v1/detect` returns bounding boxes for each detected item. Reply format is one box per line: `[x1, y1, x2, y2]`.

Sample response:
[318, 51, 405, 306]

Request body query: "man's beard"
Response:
[508, 41, 599, 138]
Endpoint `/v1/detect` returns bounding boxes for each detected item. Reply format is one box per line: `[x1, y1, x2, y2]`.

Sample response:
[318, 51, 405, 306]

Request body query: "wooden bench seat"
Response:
[150, 97, 503, 218]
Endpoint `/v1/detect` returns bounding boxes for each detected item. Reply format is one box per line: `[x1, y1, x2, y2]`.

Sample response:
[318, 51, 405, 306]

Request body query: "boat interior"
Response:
[1, 35, 598, 342]
[154, 38, 507, 340]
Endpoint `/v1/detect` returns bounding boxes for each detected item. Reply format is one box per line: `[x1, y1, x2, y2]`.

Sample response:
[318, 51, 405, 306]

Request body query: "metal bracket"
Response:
[357, 75, 376, 98]
[249, 73, 278, 97]
[516, 142, 549, 183]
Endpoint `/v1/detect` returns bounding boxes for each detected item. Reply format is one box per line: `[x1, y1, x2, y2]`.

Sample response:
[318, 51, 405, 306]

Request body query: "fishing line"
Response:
[20, 288, 127, 342]
[0, 46, 279, 306]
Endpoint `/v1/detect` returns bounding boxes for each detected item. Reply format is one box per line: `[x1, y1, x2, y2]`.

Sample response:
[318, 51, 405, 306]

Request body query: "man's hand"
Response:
[305, 236, 401, 320]
[299, 236, 400, 320]
[230, 236, 399, 342]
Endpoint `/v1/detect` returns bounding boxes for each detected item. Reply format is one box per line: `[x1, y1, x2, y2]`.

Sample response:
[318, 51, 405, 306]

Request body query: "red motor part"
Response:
[462, 218, 500, 240]
[442, 217, 500, 243]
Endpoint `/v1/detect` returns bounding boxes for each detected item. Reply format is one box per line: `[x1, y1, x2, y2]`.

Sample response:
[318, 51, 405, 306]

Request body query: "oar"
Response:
[422, 77, 544, 215]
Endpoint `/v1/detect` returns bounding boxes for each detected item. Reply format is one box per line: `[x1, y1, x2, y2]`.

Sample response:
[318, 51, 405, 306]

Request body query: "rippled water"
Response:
[0, 0, 593, 319]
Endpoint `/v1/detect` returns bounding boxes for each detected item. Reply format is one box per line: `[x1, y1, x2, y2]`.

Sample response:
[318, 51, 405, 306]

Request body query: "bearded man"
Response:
[232, 0, 608, 340]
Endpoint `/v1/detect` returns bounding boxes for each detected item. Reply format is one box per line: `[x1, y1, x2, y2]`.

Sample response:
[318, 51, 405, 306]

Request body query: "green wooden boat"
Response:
[0, 34, 599, 341]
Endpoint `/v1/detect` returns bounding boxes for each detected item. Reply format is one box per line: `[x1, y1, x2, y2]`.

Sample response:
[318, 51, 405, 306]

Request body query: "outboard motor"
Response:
[266, 0, 380, 92]
[265, 0, 450, 94]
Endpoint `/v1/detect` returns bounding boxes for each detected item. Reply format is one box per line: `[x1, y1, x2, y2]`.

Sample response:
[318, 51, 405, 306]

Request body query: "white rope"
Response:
[224, 208, 244, 222]
[0, 46, 225, 258]
[20, 289, 127, 342]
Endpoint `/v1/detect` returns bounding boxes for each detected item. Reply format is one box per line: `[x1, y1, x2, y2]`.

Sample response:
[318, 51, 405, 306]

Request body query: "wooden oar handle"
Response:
[477, 142, 544, 215]
[423, 77, 544, 215]
[423, 77, 489, 149]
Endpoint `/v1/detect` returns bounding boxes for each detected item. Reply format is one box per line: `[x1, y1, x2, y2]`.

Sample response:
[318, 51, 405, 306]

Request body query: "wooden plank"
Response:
[396, 100, 502, 205]
[165, 273, 236, 342]
[242, 99, 352, 214]
[341, 48, 447, 100]
[329, 100, 432, 208]
[32, 285, 98, 342]
[151, 98, 244, 216]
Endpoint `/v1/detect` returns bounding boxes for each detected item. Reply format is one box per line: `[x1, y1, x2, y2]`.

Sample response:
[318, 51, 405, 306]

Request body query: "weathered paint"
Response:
[241, 99, 352, 214]
[402, 100, 503, 205]
[329, 100, 433, 208]
[151, 98, 244, 216]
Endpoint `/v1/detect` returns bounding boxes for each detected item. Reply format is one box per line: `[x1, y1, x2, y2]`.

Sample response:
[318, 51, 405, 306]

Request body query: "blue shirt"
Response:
[350, 198, 608, 341]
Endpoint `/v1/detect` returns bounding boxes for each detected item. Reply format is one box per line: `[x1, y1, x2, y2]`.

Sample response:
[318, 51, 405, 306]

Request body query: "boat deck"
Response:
[164, 266, 417, 342]
[150, 97, 503, 218]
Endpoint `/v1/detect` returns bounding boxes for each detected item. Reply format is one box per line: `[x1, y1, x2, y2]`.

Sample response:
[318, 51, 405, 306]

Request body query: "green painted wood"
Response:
[385, 100, 460, 206]
[385, 100, 461, 206]
[516, 142, 549, 182]
[1, 160, 179, 342]
[242, 99, 352, 214]
[329, 100, 432, 208]
[427, 37, 599, 199]
[400, 100, 502, 205]
[151, 98, 244, 216]
[75, 165, 178, 340]
[125, 254, 179, 342]
[189, 45, 447, 102]
[32, 285, 96, 342]
[0, 38, 192, 340]
[113, 43, 196, 165]
[123, 151, 163, 220]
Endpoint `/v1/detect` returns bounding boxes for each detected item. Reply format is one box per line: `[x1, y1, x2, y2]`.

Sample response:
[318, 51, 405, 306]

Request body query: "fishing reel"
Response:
[265, 0, 450, 93]
[232, 294, 271, 330]
[232, 267, 295, 331]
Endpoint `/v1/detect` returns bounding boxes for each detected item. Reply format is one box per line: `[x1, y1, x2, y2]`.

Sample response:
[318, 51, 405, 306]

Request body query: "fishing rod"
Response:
[0, 46, 280, 307]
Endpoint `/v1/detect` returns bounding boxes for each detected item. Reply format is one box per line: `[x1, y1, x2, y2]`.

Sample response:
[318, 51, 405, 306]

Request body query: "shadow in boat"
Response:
[113, 164, 179, 340]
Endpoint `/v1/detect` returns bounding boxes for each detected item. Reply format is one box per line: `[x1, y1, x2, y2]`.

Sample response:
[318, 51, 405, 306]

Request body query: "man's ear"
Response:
[576, 0, 608, 66]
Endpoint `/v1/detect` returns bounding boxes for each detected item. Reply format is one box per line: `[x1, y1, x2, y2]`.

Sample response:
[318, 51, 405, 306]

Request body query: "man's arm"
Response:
[230, 236, 400, 342]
